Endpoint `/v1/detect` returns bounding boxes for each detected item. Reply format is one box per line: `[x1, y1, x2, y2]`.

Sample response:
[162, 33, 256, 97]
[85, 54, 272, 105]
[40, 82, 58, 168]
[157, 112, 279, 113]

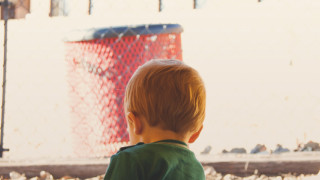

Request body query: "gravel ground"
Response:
[3, 169, 320, 180]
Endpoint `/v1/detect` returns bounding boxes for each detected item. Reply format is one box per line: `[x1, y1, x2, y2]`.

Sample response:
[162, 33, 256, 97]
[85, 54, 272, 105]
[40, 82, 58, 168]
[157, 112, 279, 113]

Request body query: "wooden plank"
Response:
[0, 159, 109, 179]
[202, 161, 320, 177]
[199, 152, 320, 177]
[0, 164, 107, 179]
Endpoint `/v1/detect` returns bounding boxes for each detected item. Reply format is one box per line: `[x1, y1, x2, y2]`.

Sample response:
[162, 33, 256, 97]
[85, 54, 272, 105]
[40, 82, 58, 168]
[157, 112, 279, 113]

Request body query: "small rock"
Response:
[273, 144, 290, 154]
[60, 176, 78, 180]
[274, 176, 283, 180]
[230, 148, 247, 154]
[222, 148, 246, 154]
[40, 171, 54, 180]
[30, 177, 40, 180]
[302, 141, 320, 152]
[243, 174, 258, 180]
[84, 175, 104, 180]
[222, 149, 228, 153]
[204, 166, 216, 176]
[250, 144, 268, 154]
[201, 145, 212, 154]
[9, 171, 26, 180]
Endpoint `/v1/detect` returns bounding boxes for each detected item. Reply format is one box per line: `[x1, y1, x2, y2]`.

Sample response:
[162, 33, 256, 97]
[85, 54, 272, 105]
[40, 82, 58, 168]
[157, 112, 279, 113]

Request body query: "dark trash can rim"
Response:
[64, 24, 183, 42]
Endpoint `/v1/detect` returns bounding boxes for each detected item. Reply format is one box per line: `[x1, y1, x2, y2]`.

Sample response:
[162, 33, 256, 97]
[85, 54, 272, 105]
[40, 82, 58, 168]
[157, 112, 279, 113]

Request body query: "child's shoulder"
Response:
[115, 142, 157, 156]
[117, 142, 145, 152]
[115, 141, 195, 159]
[112, 142, 147, 159]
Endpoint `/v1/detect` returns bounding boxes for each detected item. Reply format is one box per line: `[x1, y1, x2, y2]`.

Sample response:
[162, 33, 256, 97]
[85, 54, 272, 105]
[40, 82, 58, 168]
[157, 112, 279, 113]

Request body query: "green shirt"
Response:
[104, 139, 205, 180]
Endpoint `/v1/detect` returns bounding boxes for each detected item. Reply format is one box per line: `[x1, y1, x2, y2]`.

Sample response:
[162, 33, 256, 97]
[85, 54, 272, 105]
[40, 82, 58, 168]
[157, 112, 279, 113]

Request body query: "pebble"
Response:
[9, 171, 26, 180]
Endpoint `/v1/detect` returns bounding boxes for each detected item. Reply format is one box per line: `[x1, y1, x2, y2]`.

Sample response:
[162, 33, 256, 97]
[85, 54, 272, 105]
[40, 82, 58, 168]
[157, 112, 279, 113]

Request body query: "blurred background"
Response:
[0, 0, 319, 160]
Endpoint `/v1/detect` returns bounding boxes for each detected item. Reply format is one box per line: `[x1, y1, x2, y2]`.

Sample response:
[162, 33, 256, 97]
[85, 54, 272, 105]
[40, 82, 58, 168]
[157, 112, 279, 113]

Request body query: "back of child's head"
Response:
[124, 59, 206, 135]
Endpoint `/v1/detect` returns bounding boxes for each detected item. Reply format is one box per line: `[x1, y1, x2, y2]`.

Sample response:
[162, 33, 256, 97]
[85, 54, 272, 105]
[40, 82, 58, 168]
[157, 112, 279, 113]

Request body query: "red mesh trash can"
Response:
[64, 24, 183, 157]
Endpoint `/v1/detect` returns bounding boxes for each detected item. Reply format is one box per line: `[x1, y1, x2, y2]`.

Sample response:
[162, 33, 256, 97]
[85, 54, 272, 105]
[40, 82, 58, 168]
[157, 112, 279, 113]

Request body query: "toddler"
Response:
[104, 59, 206, 180]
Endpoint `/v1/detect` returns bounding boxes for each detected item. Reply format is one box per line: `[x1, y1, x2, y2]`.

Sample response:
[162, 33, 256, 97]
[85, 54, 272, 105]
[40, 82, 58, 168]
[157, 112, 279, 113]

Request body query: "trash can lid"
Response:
[64, 24, 183, 42]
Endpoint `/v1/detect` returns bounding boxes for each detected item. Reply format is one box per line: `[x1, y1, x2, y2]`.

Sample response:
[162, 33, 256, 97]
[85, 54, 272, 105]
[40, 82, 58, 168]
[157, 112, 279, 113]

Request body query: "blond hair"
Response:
[124, 59, 206, 135]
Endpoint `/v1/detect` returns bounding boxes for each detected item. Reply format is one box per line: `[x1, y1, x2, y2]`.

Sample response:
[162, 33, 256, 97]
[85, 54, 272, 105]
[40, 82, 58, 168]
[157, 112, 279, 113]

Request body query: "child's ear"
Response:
[188, 125, 203, 143]
[127, 112, 143, 135]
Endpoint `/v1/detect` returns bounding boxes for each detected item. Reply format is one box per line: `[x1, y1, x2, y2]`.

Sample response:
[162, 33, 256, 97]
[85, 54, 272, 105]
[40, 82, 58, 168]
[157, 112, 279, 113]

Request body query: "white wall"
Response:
[184, 0, 320, 153]
[1, 0, 320, 158]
